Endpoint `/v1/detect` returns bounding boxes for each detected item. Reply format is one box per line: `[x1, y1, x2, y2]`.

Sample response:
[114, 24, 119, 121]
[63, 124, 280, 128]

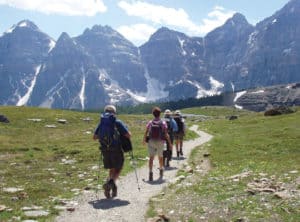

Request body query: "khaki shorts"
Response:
[148, 139, 164, 157]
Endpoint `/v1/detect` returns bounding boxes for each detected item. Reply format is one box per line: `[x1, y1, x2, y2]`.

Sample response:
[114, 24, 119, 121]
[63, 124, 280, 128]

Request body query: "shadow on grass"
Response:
[89, 198, 130, 210]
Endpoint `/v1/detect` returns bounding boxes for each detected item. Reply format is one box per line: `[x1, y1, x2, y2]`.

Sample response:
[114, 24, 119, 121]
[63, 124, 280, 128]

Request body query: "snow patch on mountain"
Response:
[79, 75, 86, 110]
[234, 90, 247, 102]
[125, 69, 169, 103]
[18, 21, 29, 27]
[209, 76, 224, 92]
[231, 82, 235, 92]
[251, 90, 264, 94]
[143, 69, 169, 101]
[98, 69, 131, 104]
[181, 76, 224, 99]
[48, 39, 56, 53]
[178, 37, 187, 56]
[17, 65, 42, 106]
[126, 90, 147, 103]
[233, 90, 247, 109]
[40, 72, 69, 108]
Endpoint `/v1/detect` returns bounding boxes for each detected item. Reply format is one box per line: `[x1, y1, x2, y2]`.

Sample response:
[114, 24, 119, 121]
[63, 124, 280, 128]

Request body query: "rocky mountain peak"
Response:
[211, 12, 252, 34]
[282, 0, 300, 12]
[57, 32, 71, 41]
[149, 27, 186, 42]
[229, 13, 250, 26]
[82, 25, 120, 38]
[16, 20, 39, 31]
[51, 32, 82, 57]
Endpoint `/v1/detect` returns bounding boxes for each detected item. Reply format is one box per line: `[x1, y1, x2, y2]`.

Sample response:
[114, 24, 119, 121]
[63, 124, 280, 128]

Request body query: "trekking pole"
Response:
[130, 150, 141, 191]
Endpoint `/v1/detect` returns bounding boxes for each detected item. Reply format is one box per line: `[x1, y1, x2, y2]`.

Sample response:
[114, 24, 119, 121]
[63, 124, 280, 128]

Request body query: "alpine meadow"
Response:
[0, 106, 299, 221]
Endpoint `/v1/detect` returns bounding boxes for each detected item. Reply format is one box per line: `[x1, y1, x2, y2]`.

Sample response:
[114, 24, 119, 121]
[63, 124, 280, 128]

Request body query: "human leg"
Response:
[103, 150, 124, 198]
[148, 156, 154, 181]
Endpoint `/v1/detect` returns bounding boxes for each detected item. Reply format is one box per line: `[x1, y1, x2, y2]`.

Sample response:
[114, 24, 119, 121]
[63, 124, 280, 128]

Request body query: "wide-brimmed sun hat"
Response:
[164, 109, 172, 115]
[104, 105, 116, 113]
[174, 110, 181, 115]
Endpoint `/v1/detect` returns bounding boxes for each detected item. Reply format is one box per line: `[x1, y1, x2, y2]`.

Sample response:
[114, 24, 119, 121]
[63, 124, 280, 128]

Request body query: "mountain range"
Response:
[0, 0, 300, 110]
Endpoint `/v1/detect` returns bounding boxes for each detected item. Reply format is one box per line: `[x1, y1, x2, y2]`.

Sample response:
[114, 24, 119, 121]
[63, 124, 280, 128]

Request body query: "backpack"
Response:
[174, 116, 184, 133]
[120, 134, 132, 152]
[149, 120, 165, 140]
[98, 113, 121, 151]
[165, 117, 172, 134]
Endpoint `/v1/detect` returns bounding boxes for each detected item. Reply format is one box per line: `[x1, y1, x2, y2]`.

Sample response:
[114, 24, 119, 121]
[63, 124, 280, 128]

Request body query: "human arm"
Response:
[165, 130, 172, 148]
[171, 118, 178, 132]
[93, 124, 100, 140]
[163, 122, 172, 148]
[143, 128, 149, 145]
[116, 119, 131, 139]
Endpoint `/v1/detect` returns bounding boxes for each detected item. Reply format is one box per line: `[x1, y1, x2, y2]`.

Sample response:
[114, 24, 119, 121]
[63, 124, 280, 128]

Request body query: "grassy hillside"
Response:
[0, 106, 196, 221]
[148, 106, 300, 221]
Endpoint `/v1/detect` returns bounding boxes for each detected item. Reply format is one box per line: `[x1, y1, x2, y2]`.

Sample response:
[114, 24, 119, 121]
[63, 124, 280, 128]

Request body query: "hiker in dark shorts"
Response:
[93, 105, 131, 198]
[162, 109, 178, 167]
[173, 110, 185, 158]
[143, 107, 172, 181]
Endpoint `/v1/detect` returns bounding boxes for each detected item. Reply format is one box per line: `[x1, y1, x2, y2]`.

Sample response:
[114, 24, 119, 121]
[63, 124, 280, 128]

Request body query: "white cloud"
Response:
[0, 0, 107, 16]
[118, 1, 235, 36]
[118, 1, 199, 33]
[117, 23, 156, 46]
[200, 6, 236, 34]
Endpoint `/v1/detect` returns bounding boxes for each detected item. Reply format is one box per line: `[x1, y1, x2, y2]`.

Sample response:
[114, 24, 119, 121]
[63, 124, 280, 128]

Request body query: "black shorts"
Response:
[101, 150, 124, 170]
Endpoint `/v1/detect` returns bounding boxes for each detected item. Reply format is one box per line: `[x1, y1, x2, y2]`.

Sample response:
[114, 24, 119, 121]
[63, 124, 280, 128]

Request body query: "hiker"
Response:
[93, 105, 131, 198]
[162, 109, 178, 167]
[173, 110, 185, 158]
[143, 107, 172, 181]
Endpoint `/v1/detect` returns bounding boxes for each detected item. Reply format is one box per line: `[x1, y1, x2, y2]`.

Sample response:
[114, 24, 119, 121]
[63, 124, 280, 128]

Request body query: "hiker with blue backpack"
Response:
[162, 109, 178, 167]
[93, 105, 131, 199]
[143, 107, 172, 181]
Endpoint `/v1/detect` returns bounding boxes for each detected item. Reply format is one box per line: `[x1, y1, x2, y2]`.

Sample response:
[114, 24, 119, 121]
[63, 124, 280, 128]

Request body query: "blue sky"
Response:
[0, 0, 290, 46]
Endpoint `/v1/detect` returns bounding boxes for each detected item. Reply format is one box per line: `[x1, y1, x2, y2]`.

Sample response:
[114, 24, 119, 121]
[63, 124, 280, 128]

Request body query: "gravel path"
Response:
[55, 126, 212, 222]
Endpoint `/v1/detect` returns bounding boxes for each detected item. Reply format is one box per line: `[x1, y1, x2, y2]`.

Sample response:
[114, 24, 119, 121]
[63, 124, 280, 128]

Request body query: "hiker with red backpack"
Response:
[93, 105, 131, 199]
[173, 110, 186, 158]
[162, 109, 178, 167]
[143, 107, 172, 181]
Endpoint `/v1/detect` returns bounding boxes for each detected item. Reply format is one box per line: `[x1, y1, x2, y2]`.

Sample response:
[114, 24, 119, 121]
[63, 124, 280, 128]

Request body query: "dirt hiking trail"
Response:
[55, 125, 213, 222]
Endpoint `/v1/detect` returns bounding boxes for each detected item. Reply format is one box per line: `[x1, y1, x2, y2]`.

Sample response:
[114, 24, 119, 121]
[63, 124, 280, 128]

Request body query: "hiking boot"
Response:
[111, 181, 117, 198]
[102, 181, 111, 199]
[159, 169, 163, 179]
[180, 149, 183, 156]
[166, 161, 170, 167]
[177, 151, 180, 158]
[149, 172, 153, 181]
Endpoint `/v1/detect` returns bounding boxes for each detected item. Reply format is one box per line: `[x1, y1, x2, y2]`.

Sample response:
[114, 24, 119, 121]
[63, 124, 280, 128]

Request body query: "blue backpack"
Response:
[98, 113, 121, 151]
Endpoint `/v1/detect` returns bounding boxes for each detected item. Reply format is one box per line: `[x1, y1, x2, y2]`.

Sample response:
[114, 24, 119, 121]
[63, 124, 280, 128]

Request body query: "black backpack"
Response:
[174, 116, 184, 133]
[120, 134, 132, 152]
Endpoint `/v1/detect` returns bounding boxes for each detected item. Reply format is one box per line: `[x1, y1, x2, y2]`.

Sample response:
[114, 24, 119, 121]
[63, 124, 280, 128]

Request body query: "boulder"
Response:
[264, 106, 295, 116]
[0, 114, 9, 123]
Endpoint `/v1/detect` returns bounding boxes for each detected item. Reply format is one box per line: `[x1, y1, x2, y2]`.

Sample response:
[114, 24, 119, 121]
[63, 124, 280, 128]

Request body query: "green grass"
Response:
[2, 105, 299, 221]
[0, 106, 196, 221]
[148, 106, 300, 221]
[0, 106, 146, 221]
